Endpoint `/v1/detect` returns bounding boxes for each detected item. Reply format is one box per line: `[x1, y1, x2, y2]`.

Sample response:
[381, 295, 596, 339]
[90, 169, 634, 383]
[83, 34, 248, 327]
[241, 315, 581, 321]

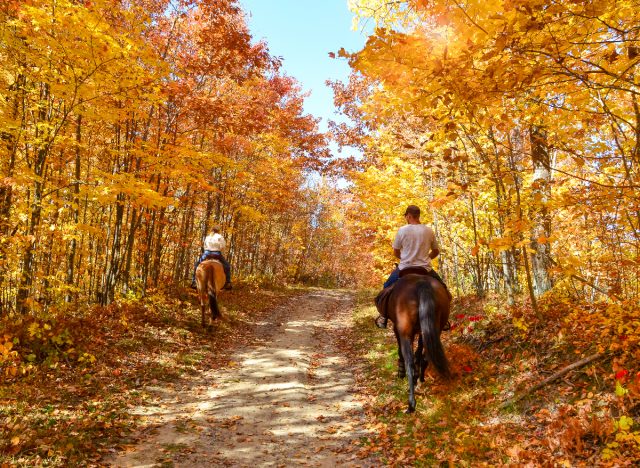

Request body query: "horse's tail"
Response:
[208, 291, 220, 318]
[417, 280, 450, 379]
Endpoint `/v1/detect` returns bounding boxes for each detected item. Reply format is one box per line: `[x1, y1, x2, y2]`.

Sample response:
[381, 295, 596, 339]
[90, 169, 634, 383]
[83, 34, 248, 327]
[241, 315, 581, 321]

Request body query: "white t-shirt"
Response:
[204, 233, 226, 252]
[392, 224, 439, 271]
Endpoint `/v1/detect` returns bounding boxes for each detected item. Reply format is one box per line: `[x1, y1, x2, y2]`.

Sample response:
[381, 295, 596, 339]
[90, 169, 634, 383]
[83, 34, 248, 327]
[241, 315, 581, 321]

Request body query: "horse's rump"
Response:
[196, 259, 225, 291]
[376, 270, 448, 324]
[195, 260, 226, 326]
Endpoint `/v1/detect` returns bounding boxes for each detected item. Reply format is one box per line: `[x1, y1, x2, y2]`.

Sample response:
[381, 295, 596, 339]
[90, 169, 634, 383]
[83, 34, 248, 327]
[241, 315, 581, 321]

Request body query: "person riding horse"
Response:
[375, 205, 450, 328]
[191, 225, 232, 290]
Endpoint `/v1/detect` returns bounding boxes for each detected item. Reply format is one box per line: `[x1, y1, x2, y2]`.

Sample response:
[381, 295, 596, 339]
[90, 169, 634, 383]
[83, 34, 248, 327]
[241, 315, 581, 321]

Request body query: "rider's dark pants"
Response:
[192, 250, 231, 284]
[383, 268, 400, 288]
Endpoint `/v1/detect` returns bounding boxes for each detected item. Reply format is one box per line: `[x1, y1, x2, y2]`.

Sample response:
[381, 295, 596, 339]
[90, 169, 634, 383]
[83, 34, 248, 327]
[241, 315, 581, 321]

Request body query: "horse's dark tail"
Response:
[208, 291, 220, 319]
[417, 280, 450, 378]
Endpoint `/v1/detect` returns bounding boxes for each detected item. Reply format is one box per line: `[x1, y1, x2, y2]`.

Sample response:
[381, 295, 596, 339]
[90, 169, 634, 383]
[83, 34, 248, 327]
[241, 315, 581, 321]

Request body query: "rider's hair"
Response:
[404, 205, 420, 218]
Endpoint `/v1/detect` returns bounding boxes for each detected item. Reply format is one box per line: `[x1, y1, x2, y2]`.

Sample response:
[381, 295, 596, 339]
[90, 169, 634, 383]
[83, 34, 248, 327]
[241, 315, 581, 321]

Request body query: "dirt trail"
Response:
[108, 289, 375, 467]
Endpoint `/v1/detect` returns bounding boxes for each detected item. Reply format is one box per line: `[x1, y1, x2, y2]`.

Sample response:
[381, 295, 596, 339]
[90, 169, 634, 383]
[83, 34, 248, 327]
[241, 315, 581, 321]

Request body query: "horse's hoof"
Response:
[374, 316, 387, 329]
[405, 406, 416, 414]
[396, 372, 406, 380]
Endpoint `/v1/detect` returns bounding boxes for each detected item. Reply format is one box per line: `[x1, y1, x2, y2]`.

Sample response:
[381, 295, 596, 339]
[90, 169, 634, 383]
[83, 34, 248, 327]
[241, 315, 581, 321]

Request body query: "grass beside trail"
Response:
[0, 283, 300, 467]
[346, 290, 640, 466]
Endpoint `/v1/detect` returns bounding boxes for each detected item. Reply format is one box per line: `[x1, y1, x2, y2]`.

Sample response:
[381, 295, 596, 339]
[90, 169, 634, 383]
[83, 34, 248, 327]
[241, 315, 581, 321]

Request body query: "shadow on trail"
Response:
[108, 289, 375, 467]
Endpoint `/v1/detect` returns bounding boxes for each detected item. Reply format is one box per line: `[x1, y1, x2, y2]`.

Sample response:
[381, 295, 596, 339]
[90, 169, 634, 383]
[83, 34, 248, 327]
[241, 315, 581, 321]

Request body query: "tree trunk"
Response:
[142, 208, 156, 293]
[66, 115, 82, 302]
[103, 194, 124, 305]
[17, 83, 51, 312]
[469, 195, 485, 297]
[152, 206, 167, 287]
[510, 127, 541, 318]
[121, 206, 141, 294]
[529, 125, 553, 296]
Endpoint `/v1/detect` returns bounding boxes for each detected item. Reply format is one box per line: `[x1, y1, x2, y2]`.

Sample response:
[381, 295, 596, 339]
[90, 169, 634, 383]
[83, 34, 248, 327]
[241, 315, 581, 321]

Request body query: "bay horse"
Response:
[385, 273, 451, 413]
[195, 257, 226, 328]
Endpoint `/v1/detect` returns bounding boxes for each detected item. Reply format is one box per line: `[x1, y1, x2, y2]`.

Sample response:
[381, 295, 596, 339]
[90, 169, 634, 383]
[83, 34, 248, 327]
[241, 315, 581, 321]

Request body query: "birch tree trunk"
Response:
[529, 125, 553, 296]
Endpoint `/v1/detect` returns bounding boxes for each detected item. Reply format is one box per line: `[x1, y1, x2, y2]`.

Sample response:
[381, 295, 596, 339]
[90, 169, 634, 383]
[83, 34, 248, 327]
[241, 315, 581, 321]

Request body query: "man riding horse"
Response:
[375, 205, 451, 328]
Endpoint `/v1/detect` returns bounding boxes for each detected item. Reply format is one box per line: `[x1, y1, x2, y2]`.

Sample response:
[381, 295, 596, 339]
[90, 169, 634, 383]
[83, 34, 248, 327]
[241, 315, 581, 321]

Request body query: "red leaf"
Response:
[615, 369, 629, 381]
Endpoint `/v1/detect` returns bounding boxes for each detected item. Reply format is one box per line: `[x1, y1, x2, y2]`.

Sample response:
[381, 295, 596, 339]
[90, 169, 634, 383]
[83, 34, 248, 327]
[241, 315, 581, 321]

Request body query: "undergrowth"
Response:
[347, 290, 640, 466]
[0, 283, 297, 467]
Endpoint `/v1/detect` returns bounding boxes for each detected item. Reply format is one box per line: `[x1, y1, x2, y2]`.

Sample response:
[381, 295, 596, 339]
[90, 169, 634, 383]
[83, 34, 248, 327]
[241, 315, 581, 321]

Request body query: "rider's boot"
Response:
[375, 315, 388, 329]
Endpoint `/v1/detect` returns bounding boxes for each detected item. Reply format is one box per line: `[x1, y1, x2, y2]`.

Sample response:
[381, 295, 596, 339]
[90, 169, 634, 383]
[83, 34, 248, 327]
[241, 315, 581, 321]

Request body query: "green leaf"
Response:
[617, 416, 633, 431]
[615, 381, 628, 397]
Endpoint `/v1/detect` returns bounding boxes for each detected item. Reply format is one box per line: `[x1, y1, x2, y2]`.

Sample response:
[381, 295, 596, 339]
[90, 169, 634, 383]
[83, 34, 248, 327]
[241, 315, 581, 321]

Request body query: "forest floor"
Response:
[1, 286, 379, 467]
[347, 290, 640, 466]
[1, 284, 639, 466]
[106, 289, 376, 467]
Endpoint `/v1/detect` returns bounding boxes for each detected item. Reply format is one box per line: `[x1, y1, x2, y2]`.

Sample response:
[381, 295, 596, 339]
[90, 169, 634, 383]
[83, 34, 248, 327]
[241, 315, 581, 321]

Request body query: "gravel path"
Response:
[108, 289, 376, 467]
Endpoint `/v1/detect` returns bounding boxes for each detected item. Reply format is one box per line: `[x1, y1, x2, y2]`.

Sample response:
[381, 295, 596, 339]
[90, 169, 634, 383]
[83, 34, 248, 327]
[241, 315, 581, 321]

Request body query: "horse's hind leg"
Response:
[400, 336, 416, 413]
[197, 289, 207, 328]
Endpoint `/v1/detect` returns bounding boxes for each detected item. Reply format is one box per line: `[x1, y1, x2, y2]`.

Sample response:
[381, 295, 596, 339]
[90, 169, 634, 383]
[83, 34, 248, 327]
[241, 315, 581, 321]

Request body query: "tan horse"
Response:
[195, 258, 226, 327]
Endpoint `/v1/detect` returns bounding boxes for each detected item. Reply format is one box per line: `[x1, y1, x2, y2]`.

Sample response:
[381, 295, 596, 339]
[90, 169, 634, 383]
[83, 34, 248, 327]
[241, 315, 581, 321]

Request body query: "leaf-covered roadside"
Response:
[0, 285, 298, 467]
[342, 291, 640, 466]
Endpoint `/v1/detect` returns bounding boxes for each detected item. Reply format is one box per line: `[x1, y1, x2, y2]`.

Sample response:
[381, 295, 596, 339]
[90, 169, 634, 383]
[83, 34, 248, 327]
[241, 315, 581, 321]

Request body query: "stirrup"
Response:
[375, 316, 388, 329]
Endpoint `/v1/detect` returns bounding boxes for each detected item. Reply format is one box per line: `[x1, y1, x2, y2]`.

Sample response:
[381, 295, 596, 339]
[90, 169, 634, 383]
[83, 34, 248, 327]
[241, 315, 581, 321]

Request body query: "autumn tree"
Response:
[335, 0, 640, 306]
[0, 0, 336, 313]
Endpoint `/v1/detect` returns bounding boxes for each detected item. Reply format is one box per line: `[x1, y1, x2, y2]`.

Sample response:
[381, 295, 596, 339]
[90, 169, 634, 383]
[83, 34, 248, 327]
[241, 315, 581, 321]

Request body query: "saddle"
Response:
[375, 267, 432, 316]
[203, 252, 224, 262]
[398, 266, 431, 278]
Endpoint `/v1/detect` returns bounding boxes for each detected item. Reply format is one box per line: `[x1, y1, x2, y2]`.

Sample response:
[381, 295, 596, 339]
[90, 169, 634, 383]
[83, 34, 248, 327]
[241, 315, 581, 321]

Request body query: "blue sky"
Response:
[239, 1, 369, 157]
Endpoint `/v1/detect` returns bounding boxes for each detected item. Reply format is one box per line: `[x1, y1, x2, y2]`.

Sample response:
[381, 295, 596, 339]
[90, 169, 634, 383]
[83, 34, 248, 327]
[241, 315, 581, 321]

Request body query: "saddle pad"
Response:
[204, 253, 224, 261]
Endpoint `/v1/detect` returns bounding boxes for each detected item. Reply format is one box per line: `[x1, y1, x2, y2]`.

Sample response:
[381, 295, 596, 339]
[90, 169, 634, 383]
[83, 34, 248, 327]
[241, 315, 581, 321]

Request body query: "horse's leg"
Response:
[393, 327, 406, 379]
[197, 288, 207, 328]
[400, 335, 416, 413]
[199, 292, 207, 328]
[196, 268, 208, 328]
